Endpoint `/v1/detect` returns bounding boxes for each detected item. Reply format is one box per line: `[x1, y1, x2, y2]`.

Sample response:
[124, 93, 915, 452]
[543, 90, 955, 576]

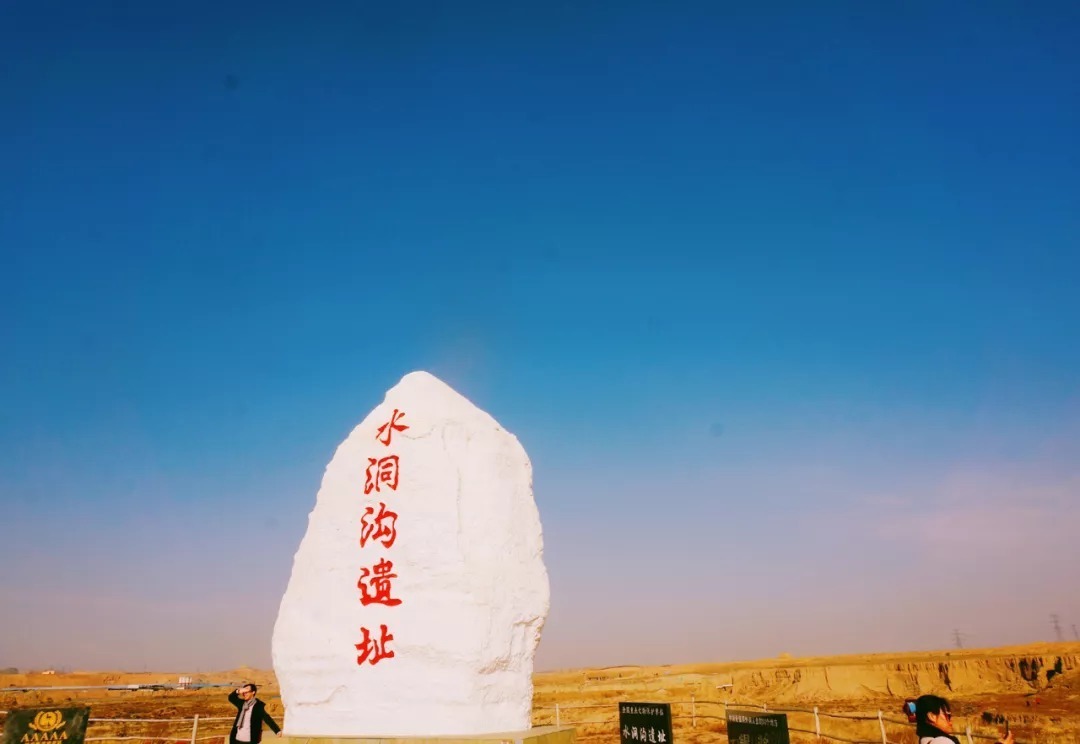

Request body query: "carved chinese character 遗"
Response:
[376, 409, 409, 446]
[358, 557, 402, 606]
[360, 502, 398, 548]
[355, 624, 395, 665]
[364, 455, 400, 494]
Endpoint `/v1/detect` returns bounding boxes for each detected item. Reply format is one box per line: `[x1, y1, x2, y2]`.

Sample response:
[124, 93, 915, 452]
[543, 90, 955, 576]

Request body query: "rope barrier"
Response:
[0, 699, 1026, 743]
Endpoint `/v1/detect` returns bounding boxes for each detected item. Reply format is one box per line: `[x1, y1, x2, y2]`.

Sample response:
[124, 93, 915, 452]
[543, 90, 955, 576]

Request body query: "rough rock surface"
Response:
[272, 371, 550, 736]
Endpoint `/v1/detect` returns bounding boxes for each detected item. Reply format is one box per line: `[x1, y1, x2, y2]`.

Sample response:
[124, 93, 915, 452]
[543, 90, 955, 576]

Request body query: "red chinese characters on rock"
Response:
[358, 558, 401, 607]
[364, 455, 400, 494]
[359, 502, 398, 549]
[355, 409, 411, 666]
[376, 408, 408, 446]
[355, 623, 395, 666]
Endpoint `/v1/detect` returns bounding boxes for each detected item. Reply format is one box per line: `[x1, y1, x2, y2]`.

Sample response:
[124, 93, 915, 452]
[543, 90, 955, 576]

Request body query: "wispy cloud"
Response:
[868, 465, 1080, 552]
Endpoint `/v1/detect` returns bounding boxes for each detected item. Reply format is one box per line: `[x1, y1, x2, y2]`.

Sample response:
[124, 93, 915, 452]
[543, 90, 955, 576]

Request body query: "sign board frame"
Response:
[2, 707, 91, 744]
[619, 702, 673, 744]
[725, 710, 790, 744]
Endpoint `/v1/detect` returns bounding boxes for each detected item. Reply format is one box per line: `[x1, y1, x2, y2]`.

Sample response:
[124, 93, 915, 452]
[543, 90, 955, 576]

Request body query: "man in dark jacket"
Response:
[228, 684, 282, 744]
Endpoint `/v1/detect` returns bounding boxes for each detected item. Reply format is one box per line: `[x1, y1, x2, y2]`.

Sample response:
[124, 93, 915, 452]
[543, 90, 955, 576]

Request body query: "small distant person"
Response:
[915, 694, 1012, 744]
[229, 683, 282, 744]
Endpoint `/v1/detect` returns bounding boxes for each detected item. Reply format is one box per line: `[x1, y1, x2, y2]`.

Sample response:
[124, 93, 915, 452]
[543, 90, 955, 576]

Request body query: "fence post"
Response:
[965, 724, 973, 744]
[691, 696, 696, 728]
[190, 715, 199, 744]
[555, 704, 560, 727]
[814, 707, 820, 740]
[878, 710, 886, 744]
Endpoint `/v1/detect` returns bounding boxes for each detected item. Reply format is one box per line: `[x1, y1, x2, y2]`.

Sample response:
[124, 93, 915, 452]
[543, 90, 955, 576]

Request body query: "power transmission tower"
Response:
[1051, 614, 1064, 642]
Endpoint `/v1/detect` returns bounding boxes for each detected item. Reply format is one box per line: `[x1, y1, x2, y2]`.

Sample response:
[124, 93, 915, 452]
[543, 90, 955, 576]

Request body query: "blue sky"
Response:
[2, 1, 1079, 672]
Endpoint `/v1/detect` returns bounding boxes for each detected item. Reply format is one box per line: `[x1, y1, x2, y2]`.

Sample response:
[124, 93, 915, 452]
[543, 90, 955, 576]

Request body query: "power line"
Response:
[1050, 614, 1064, 642]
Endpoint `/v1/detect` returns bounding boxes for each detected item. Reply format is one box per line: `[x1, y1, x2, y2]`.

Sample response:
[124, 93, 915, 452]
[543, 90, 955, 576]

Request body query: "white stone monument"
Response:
[273, 371, 550, 737]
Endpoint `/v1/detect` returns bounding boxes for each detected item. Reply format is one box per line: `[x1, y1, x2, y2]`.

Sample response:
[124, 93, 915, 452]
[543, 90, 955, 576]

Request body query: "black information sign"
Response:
[725, 711, 789, 744]
[619, 702, 673, 744]
[2, 708, 91, 744]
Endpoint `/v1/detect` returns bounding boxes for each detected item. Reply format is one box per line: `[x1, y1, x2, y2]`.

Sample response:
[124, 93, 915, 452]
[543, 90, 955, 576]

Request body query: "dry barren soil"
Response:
[3, 643, 1079, 744]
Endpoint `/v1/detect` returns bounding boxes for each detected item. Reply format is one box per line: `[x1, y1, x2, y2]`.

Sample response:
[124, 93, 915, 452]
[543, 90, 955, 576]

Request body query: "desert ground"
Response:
[3, 643, 1078, 744]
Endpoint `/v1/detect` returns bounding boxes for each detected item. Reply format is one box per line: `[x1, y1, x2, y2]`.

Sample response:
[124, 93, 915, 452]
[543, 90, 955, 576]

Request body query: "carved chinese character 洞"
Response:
[364, 455, 400, 494]
[358, 557, 402, 606]
[376, 409, 409, 446]
[360, 502, 398, 548]
[355, 624, 395, 665]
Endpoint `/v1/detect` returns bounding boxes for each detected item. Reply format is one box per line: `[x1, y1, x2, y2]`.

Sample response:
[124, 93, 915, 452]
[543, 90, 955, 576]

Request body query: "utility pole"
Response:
[1050, 614, 1063, 642]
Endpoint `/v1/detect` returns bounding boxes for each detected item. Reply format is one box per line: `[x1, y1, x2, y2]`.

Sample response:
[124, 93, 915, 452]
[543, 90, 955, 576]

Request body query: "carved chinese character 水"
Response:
[376, 409, 409, 446]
